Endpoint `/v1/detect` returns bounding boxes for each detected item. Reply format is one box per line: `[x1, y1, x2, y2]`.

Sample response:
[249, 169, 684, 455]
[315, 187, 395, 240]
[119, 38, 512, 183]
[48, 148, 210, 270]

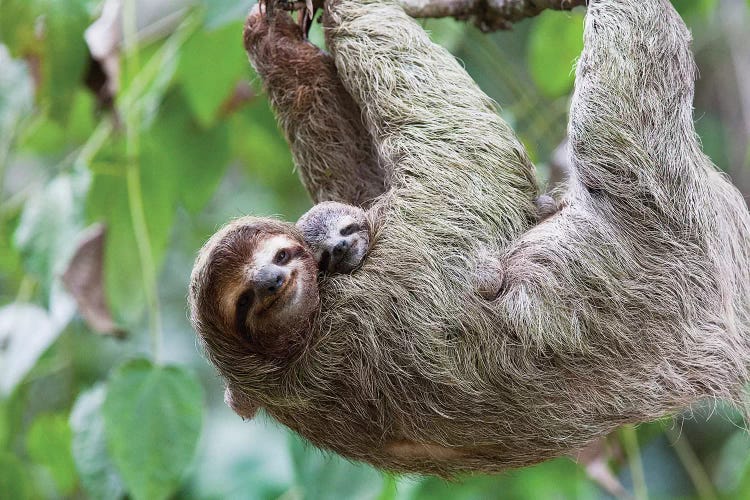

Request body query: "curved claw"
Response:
[263, 0, 318, 37]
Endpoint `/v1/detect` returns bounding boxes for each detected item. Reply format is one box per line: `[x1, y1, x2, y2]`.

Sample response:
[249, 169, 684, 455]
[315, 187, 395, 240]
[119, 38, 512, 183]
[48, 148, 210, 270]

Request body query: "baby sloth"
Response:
[296, 201, 370, 274]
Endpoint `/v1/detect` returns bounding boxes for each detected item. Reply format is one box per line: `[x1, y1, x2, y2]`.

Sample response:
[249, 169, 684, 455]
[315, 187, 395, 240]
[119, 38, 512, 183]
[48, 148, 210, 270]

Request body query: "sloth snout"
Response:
[253, 265, 287, 298]
[332, 239, 349, 258]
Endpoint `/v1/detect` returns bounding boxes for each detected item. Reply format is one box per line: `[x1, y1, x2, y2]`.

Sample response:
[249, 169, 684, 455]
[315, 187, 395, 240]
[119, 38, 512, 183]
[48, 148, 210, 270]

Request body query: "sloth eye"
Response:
[340, 223, 360, 237]
[274, 249, 289, 265]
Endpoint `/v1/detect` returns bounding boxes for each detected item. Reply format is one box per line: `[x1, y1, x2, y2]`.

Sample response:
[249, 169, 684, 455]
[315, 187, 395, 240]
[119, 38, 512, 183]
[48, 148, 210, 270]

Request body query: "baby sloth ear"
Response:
[224, 386, 259, 420]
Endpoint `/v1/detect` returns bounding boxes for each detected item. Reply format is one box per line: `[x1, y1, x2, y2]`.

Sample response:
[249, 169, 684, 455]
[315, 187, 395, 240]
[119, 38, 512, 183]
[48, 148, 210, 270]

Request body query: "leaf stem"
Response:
[621, 425, 649, 500]
[665, 428, 718, 500]
[123, 0, 162, 362]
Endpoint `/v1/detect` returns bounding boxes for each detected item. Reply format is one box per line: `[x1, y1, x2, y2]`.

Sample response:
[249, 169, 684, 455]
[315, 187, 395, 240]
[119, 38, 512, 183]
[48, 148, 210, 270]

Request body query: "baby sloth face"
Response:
[296, 201, 370, 274]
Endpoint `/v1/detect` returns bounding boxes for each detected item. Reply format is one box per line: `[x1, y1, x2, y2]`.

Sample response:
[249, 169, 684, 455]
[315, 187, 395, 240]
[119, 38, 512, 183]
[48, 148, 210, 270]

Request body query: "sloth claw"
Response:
[264, 0, 316, 36]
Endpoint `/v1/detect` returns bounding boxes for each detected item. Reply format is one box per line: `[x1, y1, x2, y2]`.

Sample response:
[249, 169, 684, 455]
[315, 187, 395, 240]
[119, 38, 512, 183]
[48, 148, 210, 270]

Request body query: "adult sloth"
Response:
[190, 0, 750, 475]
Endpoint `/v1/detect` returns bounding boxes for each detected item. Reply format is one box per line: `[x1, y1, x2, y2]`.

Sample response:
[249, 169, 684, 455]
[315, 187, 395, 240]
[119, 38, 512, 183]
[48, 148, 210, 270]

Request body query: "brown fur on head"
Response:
[189, 217, 319, 404]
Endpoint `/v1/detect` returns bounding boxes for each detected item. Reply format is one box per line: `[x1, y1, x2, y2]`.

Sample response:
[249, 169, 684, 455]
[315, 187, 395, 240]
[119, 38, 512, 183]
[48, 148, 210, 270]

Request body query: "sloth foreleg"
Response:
[244, 3, 385, 207]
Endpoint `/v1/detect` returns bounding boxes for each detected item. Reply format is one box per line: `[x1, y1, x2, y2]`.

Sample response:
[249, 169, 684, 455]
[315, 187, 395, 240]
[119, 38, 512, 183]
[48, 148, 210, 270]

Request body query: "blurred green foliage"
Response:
[0, 1, 748, 499]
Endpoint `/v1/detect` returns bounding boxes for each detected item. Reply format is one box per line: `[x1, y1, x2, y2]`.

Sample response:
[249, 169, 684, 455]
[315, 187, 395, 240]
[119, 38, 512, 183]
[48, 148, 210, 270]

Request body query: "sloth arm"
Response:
[497, 0, 750, 353]
[244, 7, 385, 207]
[323, 0, 540, 247]
[567, 0, 714, 222]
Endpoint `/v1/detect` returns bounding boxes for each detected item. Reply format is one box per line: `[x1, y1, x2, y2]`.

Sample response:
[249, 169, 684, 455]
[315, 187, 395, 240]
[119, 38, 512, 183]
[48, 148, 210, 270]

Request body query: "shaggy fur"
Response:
[190, 0, 750, 475]
[244, 9, 385, 206]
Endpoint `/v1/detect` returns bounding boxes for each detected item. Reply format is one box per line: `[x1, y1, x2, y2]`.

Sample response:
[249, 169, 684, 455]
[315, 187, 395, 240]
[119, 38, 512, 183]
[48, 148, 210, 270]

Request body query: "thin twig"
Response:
[123, 0, 163, 362]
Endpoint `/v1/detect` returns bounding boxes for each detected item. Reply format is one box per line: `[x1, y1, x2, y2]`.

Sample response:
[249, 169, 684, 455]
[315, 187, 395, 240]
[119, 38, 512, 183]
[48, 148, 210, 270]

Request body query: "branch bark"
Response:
[399, 0, 587, 31]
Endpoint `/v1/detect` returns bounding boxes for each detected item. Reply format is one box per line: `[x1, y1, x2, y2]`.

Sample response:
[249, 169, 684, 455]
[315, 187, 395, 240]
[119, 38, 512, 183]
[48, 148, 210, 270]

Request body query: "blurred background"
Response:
[1, 0, 749, 498]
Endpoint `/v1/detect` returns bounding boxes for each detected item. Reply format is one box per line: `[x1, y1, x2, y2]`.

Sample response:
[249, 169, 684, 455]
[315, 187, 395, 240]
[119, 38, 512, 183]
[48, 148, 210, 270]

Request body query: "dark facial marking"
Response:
[235, 289, 255, 342]
[340, 223, 360, 237]
[319, 250, 331, 272]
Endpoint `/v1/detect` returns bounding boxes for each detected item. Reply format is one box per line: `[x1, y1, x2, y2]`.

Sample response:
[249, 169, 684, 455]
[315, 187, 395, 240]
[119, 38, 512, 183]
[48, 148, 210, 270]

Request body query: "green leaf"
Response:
[0, 302, 69, 396]
[0, 453, 33, 500]
[86, 144, 176, 322]
[39, 0, 91, 123]
[26, 413, 78, 495]
[86, 169, 145, 322]
[103, 359, 203, 500]
[289, 433, 385, 499]
[0, 0, 37, 55]
[176, 20, 249, 127]
[70, 384, 125, 500]
[143, 89, 230, 213]
[0, 45, 34, 161]
[528, 10, 585, 98]
[14, 172, 89, 290]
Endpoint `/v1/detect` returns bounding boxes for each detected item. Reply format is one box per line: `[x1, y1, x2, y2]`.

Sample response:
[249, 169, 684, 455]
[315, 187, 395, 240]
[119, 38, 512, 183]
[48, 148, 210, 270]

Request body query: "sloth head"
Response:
[189, 217, 320, 412]
[296, 201, 370, 274]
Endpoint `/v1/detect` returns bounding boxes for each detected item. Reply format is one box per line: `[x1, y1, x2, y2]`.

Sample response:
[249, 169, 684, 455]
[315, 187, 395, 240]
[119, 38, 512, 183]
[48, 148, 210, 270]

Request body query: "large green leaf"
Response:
[528, 10, 585, 98]
[70, 384, 125, 500]
[86, 169, 145, 322]
[143, 89, 230, 213]
[0, 453, 33, 500]
[86, 143, 177, 322]
[176, 20, 249, 127]
[26, 413, 78, 496]
[103, 359, 203, 500]
[38, 0, 91, 123]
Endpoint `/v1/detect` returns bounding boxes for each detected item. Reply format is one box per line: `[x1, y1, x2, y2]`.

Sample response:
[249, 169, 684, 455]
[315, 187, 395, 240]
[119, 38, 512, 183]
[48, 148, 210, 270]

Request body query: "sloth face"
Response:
[190, 218, 319, 360]
[228, 232, 319, 356]
[297, 201, 370, 274]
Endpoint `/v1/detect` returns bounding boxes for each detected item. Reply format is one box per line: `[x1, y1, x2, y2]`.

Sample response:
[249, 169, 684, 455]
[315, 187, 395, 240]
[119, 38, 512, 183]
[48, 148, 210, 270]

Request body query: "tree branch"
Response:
[399, 0, 587, 31]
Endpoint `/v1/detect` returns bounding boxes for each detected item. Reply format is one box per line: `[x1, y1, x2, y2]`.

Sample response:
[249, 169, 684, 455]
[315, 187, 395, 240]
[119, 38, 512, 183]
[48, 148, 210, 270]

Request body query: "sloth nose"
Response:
[253, 265, 286, 298]
[332, 239, 349, 258]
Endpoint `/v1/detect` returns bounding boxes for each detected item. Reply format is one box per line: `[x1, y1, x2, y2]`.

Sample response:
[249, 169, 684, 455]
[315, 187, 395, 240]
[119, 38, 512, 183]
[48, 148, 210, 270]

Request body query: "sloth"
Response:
[189, 0, 750, 476]
[296, 201, 370, 274]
